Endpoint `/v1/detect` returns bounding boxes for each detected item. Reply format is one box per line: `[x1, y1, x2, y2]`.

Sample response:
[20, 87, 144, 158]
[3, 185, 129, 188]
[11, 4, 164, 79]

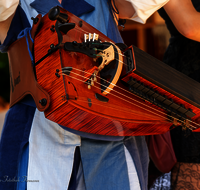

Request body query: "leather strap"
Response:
[7, 14, 50, 111]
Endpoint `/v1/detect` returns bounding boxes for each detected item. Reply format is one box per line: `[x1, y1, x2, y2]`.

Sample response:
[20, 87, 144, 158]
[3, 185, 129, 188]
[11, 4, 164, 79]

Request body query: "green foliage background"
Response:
[0, 52, 10, 102]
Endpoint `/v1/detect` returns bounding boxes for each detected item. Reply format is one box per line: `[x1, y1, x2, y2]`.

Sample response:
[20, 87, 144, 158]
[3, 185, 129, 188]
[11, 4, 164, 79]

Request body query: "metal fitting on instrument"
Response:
[39, 98, 47, 106]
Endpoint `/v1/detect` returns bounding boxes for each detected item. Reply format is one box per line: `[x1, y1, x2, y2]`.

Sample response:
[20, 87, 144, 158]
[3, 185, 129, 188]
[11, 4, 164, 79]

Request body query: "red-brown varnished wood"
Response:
[34, 7, 183, 136]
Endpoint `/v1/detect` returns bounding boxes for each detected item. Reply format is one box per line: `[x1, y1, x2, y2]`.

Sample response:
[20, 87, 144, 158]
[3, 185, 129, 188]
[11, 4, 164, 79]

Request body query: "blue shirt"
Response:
[0, 1, 149, 190]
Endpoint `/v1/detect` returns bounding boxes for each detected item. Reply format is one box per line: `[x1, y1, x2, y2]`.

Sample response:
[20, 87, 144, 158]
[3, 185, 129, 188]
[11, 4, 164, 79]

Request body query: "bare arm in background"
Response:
[115, 0, 200, 42]
[164, 0, 200, 42]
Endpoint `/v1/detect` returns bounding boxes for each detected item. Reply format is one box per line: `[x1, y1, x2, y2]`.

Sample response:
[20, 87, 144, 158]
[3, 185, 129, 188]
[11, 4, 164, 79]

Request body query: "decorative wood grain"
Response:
[34, 7, 200, 136]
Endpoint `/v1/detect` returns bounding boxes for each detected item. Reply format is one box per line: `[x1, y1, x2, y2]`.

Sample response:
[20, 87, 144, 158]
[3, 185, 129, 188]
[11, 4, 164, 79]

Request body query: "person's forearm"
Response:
[164, 0, 200, 42]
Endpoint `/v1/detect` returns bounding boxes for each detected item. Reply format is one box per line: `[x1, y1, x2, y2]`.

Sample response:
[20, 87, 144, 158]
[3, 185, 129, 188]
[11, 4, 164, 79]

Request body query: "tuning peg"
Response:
[87, 80, 92, 90]
[89, 33, 93, 41]
[91, 80, 94, 86]
[93, 72, 97, 82]
[93, 33, 99, 41]
[84, 34, 89, 42]
[48, 6, 68, 23]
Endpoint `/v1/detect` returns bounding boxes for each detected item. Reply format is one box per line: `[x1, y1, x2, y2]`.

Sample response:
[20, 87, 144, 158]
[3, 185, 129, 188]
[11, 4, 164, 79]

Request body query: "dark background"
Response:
[0, 52, 10, 103]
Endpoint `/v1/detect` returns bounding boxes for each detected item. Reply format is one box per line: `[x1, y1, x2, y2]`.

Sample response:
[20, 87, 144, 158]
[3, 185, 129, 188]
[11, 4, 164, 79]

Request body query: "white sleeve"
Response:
[126, 0, 169, 24]
[0, 0, 19, 21]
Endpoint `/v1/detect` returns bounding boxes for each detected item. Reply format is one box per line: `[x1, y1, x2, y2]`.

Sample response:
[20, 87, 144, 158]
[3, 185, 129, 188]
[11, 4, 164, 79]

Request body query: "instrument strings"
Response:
[60, 29, 200, 130]
[60, 68, 167, 119]
[58, 67, 199, 130]
[90, 47, 200, 130]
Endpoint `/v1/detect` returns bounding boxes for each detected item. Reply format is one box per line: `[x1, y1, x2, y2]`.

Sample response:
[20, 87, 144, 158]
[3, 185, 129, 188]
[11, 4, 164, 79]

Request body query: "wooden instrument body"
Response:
[34, 7, 200, 136]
